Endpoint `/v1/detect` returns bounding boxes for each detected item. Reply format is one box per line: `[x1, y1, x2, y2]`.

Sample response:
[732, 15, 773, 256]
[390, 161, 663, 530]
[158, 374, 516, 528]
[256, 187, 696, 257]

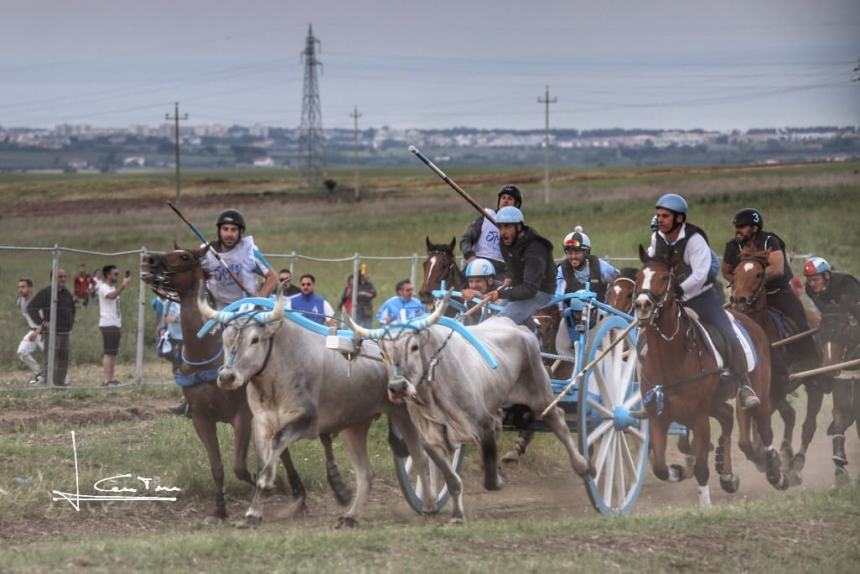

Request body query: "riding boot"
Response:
[168, 399, 191, 418]
[832, 434, 847, 466]
[735, 371, 761, 410]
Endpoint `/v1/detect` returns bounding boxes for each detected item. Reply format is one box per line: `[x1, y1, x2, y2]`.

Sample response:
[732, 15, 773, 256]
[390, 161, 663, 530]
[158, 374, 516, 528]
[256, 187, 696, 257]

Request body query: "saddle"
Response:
[682, 307, 757, 373]
[767, 307, 798, 340]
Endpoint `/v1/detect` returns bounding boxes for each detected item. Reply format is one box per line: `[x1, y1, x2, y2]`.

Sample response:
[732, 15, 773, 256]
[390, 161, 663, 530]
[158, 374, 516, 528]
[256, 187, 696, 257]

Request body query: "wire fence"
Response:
[1, 244, 813, 391]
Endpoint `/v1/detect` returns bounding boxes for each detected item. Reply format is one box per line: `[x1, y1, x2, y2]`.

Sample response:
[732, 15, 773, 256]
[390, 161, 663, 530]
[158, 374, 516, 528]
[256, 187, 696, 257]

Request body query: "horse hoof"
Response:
[719, 475, 740, 494]
[791, 452, 806, 473]
[448, 516, 465, 525]
[203, 516, 224, 526]
[336, 515, 358, 529]
[835, 466, 850, 485]
[234, 515, 261, 529]
[773, 473, 790, 491]
[787, 469, 803, 487]
[501, 450, 520, 464]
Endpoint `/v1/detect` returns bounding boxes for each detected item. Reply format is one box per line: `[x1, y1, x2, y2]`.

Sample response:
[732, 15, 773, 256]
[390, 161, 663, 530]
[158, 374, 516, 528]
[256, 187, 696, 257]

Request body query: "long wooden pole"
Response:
[771, 327, 819, 349]
[788, 358, 860, 381]
[541, 318, 639, 417]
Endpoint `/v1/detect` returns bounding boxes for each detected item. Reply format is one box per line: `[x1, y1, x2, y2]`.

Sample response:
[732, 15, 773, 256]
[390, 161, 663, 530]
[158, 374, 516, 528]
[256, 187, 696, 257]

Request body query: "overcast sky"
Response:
[1, 0, 858, 130]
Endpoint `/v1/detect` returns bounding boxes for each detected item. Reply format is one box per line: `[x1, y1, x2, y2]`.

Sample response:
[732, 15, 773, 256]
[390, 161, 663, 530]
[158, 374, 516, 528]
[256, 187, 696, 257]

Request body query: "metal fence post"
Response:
[351, 254, 360, 319]
[135, 247, 147, 385]
[289, 251, 297, 275]
[46, 245, 60, 387]
[410, 253, 418, 288]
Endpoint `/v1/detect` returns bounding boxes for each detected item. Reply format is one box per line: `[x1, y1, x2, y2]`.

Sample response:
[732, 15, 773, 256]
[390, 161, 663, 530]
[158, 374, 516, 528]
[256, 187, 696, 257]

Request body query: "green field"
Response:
[1, 162, 860, 571]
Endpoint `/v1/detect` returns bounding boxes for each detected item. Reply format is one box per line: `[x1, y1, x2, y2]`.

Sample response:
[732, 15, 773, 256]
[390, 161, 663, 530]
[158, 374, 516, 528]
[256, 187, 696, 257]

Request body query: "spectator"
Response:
[73, 264, 91, 307]
[376, 279, 426, 325]
[278, 268, 301, 296]
[95, 265, 132, 386]
[16, 277, 44, 385]
[285, 273, 336, 326]
[338, 266, 378, 328]
[27, 269, 75, 387]
[158, 297, 183, 374]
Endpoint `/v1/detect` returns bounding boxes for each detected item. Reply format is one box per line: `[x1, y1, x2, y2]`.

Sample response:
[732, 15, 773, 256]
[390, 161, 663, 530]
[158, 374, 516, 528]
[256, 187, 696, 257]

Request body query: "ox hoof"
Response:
[719, 474, 740, 494]
[421, 508, 440, 517]
[336, 515, 358, 529]
[500, 449, 520, 464]
[202, 515, 224, 526]
[448, 516, 465, 525]
[234, 515, 261, 530]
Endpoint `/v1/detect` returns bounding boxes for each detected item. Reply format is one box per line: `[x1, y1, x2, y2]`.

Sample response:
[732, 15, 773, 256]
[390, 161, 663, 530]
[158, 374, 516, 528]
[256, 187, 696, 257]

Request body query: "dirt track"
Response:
[1, 394, 857, 544]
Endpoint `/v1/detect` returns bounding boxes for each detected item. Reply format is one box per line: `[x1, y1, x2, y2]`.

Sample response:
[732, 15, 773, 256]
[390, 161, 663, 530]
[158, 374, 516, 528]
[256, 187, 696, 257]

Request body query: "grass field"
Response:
[1, 161, 859, 572]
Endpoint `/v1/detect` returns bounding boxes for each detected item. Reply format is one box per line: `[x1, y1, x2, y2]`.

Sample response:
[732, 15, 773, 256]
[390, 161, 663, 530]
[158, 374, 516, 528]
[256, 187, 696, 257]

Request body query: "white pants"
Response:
[17, 331, 43, 374]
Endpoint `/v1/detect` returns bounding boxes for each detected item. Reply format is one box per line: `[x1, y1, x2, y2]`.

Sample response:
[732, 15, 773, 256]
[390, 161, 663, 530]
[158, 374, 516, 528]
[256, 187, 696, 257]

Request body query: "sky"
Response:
[1, 0, 858, 131]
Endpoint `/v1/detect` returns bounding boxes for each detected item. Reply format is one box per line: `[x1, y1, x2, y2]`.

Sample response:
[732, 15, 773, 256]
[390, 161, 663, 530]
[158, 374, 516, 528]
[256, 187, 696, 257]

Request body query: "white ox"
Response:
[198, 286, 435, 528]
[348, 296, 593, 522]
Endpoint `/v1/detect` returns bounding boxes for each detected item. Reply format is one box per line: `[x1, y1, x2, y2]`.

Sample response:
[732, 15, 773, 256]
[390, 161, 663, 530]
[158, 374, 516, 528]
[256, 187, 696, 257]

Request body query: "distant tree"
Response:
[324, 179, 337, 194]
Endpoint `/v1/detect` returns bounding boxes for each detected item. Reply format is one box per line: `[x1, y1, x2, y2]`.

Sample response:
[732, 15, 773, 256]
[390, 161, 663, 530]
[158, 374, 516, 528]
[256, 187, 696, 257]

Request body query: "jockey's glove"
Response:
[673, 282, 685, 301]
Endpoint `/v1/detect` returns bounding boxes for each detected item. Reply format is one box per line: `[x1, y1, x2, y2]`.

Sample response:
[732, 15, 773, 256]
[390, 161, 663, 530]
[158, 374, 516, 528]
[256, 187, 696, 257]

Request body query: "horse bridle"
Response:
[730, 256, 767, 310]
[146, 251, 201, 303]
[637, 262, 682, 341]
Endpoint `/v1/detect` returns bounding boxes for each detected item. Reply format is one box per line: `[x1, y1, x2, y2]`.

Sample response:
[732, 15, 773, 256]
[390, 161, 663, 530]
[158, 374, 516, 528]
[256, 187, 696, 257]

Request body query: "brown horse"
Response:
[819, 311, 860, 479]
[729, 247, 827, 483]
[605, 268, 638, 316]
[418, 237, 466, 307]
[634, 246, 786, 505]
[141, 246, 350, 521]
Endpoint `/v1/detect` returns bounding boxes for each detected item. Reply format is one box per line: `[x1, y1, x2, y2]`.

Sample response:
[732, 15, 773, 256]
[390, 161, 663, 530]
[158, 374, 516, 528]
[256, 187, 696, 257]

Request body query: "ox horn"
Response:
[406, 290, 451, 331]
[255, 282, 285, 324]
[345, 313, 386, 340]
[197, 280, 236, 323]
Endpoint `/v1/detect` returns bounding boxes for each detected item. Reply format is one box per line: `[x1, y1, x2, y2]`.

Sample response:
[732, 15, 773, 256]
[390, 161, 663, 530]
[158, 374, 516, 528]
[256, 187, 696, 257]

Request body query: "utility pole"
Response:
[537, 86, 557, 205]
[299, 25, 324, 192]
[350, 105, 362, 201]
[165, 102, 188, 240]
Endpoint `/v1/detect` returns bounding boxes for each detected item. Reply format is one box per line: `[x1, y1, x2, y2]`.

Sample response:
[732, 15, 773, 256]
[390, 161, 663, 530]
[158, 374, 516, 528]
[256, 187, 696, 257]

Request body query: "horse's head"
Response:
[141, 244, 208, 297]
[607, 267, 638, 315]
[418, 236, 460, 305]
[634, 245, 676, 322]
[730, 247, 769, 313]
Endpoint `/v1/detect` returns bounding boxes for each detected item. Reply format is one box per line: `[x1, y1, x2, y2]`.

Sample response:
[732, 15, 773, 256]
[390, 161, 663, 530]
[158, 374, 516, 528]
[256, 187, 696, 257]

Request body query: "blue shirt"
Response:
[286, 293, 335, 325]
[376, 296, 426, 324]
[163, 299, 183, 340]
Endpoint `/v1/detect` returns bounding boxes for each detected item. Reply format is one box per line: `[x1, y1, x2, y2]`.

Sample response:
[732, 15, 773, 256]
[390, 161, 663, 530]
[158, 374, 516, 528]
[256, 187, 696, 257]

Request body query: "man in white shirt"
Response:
[95, 265, 131, 386]
[16, 277, 44, 385]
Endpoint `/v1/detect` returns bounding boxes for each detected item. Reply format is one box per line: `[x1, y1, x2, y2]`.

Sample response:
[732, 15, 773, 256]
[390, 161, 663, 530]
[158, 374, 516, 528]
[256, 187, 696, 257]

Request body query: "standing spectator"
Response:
[27, 269, 75, 387]
[95, 265, 132, 386]
[72, 264, 92, 307]
[338, 266, 378, 328]
[278, 268, 301, 296]
[158, 297, 183, 374]
[16, 277, 44, 385]
[285, 273, 336, 326]
[376, 279, 426, 325]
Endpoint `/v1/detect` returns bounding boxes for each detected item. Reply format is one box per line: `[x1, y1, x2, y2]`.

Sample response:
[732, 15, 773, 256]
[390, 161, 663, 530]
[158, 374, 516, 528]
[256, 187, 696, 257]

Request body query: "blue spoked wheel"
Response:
[578, 315, 649, 515]
[391, 424, 466, 513]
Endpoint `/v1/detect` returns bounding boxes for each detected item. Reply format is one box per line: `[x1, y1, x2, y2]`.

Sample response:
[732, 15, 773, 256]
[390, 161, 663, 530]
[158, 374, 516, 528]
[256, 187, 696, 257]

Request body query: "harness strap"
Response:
[642, 367, 724, 416]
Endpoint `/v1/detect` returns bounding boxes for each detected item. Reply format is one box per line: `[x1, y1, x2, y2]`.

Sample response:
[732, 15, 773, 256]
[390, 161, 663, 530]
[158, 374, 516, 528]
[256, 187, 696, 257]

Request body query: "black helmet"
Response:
[732, 208, 762, 229]
[497, 184, 523, 208]
[216, 209, 246, 231]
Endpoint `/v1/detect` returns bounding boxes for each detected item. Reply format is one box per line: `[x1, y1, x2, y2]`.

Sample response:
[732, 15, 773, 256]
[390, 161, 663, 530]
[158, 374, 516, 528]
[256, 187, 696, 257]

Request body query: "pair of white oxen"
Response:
[198, 286, 592, 527]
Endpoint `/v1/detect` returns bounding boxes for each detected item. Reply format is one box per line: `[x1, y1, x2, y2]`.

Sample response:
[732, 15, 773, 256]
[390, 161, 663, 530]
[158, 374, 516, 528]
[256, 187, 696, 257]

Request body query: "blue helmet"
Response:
[465, 258, 496, 278]
[655, 193, 688, 214]
[804, 256, 831, 277]
[496, 206, 524, 224]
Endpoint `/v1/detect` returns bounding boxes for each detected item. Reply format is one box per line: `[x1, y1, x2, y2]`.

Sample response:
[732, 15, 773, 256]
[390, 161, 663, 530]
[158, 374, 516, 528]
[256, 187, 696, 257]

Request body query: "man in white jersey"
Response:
[460, 184, 523, 280]
[16, 277, 44, 385]
[170, 209, 276, 415]
[95, 264, 132, 386]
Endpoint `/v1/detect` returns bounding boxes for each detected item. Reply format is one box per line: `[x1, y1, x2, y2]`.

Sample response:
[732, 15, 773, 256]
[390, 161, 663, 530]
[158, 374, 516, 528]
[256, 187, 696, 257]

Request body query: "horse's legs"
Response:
[336, 421, 374, 528]
[649, 417, 688, 482]
[790, 384, 824, 481]
[501, 430, 535, 463]
[690, 414, 713, 507]
[831, 378, 856, 470]
[231, 409, 255, 486]
[774, 395, 796, 466]
[711, 401, 738, 493]
[191, 414, 227, 520]
[319, 433, 352, 506]
[750, 402, 789, 490]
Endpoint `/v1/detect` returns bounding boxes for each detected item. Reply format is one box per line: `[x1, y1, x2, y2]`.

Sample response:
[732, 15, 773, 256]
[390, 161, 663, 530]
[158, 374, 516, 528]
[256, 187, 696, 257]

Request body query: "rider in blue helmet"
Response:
[486, 207, 557, 325]
[648, 194, 760, 409]
[461, 258, 501, 325]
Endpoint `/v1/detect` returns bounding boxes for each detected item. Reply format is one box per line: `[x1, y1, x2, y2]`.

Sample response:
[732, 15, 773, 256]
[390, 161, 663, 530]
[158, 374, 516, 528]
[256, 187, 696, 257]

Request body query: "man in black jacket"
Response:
[460, 184, 523, 279]
[488, 206, 556, 325]
[27, 269, 75, 386]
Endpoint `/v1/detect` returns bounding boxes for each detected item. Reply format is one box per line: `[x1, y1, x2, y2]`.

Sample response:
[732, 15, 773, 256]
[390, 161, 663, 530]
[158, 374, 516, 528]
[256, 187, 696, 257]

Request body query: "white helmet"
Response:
[465, 258, 496, 278]
[562, 226, 591, 252]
